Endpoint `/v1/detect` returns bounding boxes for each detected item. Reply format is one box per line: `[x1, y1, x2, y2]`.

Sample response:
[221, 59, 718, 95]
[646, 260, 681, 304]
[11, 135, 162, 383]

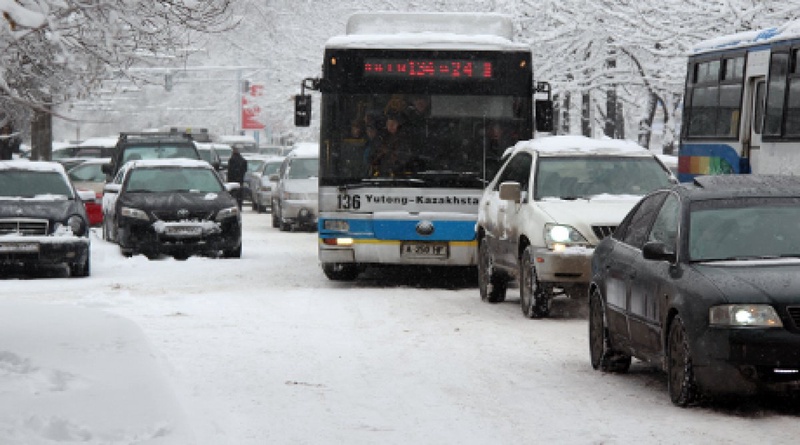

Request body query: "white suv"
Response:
[476, 135, 675, 318]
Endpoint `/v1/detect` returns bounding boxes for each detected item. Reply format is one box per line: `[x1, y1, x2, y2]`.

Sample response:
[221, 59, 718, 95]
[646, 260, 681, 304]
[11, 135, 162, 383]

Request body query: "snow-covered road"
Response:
[2, 209, 799, 444]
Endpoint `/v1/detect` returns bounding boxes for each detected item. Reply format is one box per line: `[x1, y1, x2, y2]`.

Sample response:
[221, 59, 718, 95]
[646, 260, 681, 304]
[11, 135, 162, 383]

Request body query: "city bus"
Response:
[678, 20, 800, 182]
[295, 12, 553, 280]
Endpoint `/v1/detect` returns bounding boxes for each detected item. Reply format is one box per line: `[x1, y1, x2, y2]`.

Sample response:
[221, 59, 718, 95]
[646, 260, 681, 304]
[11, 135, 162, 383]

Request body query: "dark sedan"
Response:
[105, 159, 242, 260]
[0, 161, 93, 277]
[589, 175, 800, 405]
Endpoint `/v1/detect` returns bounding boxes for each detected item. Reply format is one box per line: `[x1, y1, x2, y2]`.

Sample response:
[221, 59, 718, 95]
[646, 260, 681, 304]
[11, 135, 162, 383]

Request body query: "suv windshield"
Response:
[535, 156, 673, 199]
[122, 144, 199, 164]
[125, 167, 224, 193]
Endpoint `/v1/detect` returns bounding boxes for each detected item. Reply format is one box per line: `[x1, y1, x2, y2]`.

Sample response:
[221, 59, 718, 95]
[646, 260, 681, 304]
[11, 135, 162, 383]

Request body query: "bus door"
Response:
[743, 77, 765, 173]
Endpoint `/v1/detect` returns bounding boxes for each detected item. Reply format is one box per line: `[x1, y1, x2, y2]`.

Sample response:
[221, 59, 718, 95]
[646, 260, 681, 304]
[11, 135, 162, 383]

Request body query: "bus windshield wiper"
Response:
[338, 178, 425, 191]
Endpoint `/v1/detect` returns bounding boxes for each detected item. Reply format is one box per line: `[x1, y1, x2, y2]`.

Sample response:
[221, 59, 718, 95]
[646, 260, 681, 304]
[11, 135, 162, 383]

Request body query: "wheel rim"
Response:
[589, 294, 604, 367]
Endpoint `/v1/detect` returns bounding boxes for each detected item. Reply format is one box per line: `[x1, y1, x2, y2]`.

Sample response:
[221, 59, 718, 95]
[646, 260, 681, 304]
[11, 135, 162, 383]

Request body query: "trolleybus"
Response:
[679, 20, 800, 182]
[296, 12, 552, 280]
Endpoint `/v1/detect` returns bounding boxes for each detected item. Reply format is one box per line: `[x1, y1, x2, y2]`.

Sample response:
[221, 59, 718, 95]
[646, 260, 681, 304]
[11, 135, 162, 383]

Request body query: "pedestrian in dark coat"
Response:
[227, 144, 248, 208]
[0, 124, 20, 160]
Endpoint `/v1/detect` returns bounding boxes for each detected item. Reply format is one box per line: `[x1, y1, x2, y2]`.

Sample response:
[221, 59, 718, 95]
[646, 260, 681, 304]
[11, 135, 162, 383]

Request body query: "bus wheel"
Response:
[322, 263, 359, 281]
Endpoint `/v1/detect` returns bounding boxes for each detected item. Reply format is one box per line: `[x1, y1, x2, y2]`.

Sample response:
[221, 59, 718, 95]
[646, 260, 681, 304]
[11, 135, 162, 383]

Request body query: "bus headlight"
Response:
[709, 305, 783, 327]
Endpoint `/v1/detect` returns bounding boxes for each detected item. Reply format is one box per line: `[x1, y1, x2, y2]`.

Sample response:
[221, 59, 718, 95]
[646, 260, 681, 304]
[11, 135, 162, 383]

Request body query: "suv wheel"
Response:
[478, 238, 507, 303]
[520, 246, 551, 318]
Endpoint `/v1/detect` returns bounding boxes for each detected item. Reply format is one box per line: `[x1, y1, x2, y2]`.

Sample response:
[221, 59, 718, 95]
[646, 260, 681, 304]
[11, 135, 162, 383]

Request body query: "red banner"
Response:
[242, 84, 265, 130]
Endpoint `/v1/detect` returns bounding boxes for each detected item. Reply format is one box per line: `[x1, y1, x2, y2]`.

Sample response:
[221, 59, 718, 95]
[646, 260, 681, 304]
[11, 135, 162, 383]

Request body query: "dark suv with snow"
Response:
[102, 132, 202, 180]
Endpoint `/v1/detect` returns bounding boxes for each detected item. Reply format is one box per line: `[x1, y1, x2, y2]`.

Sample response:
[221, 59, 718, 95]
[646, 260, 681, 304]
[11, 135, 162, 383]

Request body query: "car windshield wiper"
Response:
[697, 255, 782, 262]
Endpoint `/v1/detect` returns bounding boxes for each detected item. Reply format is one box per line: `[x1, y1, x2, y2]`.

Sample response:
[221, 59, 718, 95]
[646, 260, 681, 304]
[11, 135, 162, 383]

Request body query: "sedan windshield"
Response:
[689, 198, 800, 261]
[0, 170, 74, 199]
[535, 156, 673, 199]
[125, 167, 223, 193]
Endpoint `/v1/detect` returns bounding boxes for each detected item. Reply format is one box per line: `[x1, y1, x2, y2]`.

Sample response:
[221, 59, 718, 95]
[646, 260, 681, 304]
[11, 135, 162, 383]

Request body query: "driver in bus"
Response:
[369, 111, 412, 177]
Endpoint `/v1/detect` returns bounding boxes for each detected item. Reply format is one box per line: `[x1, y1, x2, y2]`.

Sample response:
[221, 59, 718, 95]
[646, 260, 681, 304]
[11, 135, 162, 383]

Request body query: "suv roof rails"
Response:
[118, 132, 194, 142]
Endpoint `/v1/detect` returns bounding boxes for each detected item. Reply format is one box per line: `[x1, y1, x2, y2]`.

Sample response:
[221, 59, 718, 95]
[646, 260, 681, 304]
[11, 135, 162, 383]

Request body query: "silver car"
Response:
[271, 144, 319, 231]
[250, 156, 284, 213]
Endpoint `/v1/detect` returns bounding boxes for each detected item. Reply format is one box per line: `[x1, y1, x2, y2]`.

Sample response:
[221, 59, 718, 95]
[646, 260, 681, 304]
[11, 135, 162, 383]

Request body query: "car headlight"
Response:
[709, 305, 783, 327]
[544, 223, 589, 250]
[67, 215, 87, 236]
[216, 206, 240, 221]
[121, 206, 150, 221]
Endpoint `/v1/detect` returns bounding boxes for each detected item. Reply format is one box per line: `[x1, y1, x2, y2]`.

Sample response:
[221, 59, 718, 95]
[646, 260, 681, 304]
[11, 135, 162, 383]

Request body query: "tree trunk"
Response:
[638, 92, 658, 149]
[31, 107, 52, 161]
[581, 92, 591, 137]
[561, 91, 571, 135]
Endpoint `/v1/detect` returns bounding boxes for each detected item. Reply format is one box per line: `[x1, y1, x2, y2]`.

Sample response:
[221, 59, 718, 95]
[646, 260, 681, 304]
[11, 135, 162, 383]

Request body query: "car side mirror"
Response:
[225, 182, 241, 192]
[499, 181, 521, 202]
[103, 183, 121, 194]
[642, 241, 676, 263]
[76, 189, 96, 201]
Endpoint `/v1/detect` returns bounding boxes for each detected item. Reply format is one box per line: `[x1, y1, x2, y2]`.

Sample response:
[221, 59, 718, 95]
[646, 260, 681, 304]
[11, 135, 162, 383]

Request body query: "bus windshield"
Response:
[321, 93, 530, 189]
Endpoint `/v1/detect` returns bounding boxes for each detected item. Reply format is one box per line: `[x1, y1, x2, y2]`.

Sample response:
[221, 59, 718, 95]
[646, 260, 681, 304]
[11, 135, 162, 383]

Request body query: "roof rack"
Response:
[118, 132, 194, 142]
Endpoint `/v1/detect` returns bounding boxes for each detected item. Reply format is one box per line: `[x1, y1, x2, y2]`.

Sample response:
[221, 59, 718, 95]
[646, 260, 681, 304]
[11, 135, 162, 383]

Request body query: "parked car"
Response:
[101, 132, 202, 180]
[104, 159, 242, 260]
[271, 143, 319, 231]
[476, 135, 675, 318]
[52, 137, 117, 171]
[241, 154, 270, 202]
[249, 156, 284, 213]
[67, 158, 111, 226]
[590, 174, 800, 405]
[0, 160, 93, 277]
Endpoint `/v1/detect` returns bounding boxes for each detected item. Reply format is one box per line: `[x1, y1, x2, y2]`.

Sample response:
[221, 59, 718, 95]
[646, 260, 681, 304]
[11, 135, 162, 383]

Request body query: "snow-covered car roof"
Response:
[78, 137, 118, 148]
[0, 160, 66, 173]
[510, 135, 652, 157]
[287, 142, 319, 158]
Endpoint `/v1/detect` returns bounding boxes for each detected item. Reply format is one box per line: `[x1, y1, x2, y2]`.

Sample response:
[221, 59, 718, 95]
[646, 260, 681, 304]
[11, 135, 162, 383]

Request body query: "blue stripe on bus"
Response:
[319, 218, 476, 242]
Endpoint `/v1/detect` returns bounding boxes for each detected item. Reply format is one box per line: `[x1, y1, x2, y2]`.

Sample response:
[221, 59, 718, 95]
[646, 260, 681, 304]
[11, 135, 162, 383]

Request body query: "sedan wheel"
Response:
[668, 316, 698, 406]
[589, 289, 631, 372]
[520, 246, 550, 318]
[478, 239, 507, 303]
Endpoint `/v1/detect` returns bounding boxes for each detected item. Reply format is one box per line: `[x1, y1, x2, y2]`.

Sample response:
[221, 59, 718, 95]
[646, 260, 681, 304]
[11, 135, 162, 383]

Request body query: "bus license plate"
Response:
[400, 242, 448, 259]
[0, 242, 39, 253]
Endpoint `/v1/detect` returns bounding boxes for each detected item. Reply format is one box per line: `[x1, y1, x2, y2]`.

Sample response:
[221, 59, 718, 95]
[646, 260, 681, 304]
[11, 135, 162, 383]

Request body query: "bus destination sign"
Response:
[363, 59, 493, 79]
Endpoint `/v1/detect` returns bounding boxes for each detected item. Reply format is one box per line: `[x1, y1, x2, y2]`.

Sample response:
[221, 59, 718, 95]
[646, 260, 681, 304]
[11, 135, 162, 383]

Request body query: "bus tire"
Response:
[322, 263, 359, 281]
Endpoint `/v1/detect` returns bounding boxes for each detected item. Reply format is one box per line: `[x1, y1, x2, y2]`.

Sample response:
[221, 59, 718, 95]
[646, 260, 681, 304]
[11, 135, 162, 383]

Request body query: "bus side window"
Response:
[764, 52, 789, 137]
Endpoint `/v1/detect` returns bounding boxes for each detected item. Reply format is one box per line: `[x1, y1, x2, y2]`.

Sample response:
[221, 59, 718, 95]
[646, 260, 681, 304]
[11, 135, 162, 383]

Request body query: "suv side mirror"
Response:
[499, 181, 521, 202]
[295, 95, 312, 127]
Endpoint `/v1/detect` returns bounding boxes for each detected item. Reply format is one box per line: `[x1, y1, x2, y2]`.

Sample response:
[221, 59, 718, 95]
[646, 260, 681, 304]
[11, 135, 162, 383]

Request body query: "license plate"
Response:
[400, 242, 448, 259]
[0, 242, 40, 253]
[164, 225, 202, 236]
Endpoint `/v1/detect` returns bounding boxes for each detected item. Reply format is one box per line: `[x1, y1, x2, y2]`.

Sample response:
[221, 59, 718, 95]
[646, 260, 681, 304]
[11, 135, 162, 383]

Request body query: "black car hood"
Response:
[693, 260, 800, 305]
[119, 191, 236, 213]
[0, 199, 82, 220]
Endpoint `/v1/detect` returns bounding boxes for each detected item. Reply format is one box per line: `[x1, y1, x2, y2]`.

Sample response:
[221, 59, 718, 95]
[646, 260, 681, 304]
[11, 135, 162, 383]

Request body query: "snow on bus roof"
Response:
[512, 135, 648, 155]
[692, 20, 800, 54]
[326, 12, 528, 51]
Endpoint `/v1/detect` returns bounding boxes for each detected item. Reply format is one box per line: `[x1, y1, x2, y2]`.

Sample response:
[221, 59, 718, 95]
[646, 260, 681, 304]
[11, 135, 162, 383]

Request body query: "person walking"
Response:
[227, 144, 248, 208]
[0, 124, 20, 160]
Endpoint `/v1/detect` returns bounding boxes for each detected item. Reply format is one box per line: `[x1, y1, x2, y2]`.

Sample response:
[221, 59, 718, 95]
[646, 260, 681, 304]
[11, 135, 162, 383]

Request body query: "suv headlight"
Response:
[121, 207, 150, 221]
[544, 223, 589, 250]
[709, 305, 783, 327]
[216, 206, 240, 221]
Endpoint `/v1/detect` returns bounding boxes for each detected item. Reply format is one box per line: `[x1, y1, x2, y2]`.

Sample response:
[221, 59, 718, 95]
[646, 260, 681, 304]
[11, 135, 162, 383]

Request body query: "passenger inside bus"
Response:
[369, 112, 414, 177]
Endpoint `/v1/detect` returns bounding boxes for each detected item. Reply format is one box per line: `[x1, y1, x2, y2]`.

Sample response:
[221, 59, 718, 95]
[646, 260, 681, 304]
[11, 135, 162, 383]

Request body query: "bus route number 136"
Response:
[337, 194, 361, 210]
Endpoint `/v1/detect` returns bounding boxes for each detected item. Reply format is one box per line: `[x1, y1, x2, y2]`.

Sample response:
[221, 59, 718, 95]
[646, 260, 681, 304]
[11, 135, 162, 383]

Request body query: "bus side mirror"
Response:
[535, 99, 554, 133]
[295, 95, 312, 127]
